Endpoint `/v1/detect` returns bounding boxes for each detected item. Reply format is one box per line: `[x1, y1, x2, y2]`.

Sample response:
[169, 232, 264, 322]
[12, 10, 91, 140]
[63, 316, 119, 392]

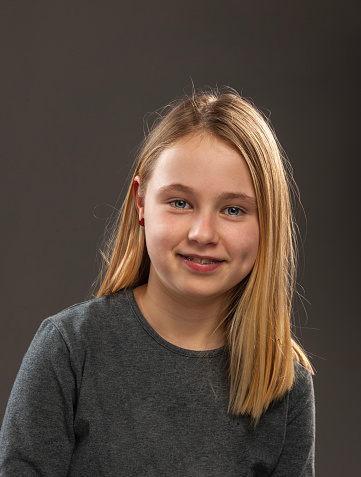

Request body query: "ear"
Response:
[132, 175, 144, 220]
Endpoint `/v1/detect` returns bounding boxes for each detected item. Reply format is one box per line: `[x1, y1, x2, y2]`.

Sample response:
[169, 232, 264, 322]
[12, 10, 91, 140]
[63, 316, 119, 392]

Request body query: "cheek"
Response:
[144, 219, 179, 258]
[231, 225, 260, 263]
[248, 227, 260, 257]
[145, 209, 186, 246]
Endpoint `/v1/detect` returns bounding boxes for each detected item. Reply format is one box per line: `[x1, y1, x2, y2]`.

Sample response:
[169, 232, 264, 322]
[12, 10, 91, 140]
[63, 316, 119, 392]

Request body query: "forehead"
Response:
[146, 133, 256, 199]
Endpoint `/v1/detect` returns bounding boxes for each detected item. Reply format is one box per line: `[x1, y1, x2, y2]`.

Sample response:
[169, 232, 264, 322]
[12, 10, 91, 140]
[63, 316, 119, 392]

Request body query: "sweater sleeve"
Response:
[271, 364, 316, 476]
[0, 319, 77, 476]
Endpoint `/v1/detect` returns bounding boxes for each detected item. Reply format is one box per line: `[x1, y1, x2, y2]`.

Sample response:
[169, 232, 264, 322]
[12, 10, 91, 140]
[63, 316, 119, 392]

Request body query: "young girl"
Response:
[0, 88, 315, 476]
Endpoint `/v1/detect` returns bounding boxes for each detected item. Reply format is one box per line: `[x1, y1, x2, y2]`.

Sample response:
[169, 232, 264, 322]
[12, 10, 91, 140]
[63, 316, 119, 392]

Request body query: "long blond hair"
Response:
[97, 87, 313, 423]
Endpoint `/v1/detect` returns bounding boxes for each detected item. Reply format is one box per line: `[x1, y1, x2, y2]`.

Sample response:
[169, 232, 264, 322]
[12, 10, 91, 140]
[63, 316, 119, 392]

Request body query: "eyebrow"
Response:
[157, 183, 257, 206]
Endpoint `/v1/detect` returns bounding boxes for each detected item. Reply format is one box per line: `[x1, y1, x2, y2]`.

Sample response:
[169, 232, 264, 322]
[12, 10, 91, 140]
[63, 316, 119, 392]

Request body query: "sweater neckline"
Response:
[123, 288, 227, 358]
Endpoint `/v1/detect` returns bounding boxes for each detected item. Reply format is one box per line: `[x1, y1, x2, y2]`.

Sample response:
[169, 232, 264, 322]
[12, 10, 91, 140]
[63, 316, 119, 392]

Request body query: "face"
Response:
[134, 133, 260, 303]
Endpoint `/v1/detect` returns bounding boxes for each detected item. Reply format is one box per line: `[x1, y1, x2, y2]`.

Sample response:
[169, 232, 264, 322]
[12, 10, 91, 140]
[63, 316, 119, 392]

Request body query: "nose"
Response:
[187, 213, 219, 246]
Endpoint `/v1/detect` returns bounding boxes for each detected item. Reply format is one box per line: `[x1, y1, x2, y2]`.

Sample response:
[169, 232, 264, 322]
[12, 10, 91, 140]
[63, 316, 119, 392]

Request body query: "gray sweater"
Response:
[0, 289, 315, 476]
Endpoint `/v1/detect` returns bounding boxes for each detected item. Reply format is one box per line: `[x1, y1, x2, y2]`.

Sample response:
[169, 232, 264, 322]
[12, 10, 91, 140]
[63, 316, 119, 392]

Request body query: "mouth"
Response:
[180, 254, 222, 265]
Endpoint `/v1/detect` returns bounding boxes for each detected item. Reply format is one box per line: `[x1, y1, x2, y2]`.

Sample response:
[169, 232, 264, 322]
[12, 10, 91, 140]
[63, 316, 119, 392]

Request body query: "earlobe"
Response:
[132, 175, 144, 220]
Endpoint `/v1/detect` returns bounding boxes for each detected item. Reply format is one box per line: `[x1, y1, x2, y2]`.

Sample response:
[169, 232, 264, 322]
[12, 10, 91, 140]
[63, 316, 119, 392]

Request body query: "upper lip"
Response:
[179, 253, 224, 262]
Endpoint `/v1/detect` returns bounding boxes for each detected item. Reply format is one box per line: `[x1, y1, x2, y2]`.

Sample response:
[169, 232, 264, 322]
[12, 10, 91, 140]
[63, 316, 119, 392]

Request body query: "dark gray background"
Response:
[1, 1, 360, 475]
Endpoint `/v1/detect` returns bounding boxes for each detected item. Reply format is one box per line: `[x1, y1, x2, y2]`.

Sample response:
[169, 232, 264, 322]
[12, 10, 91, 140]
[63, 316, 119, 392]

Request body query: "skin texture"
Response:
[133, 133, 260, 350]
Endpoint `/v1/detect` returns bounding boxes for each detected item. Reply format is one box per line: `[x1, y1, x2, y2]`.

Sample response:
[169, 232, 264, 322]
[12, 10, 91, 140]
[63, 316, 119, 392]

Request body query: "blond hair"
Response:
[97, 87, 313, 424]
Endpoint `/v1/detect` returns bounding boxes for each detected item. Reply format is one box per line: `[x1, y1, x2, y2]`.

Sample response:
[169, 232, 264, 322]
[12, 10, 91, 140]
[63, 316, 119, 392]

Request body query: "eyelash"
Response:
[223, 206, 244, 216]
[170, 199, 190, 209]
[169, 200, 244, 216]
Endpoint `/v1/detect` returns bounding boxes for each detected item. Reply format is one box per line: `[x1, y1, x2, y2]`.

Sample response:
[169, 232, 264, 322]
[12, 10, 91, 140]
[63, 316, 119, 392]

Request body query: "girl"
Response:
[0, 88, 315, 476]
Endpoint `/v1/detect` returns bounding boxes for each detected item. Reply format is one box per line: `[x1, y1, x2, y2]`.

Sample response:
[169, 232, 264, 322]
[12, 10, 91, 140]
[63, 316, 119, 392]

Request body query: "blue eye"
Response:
[224, 207, 243, 216]
[171, 200, 188, 209]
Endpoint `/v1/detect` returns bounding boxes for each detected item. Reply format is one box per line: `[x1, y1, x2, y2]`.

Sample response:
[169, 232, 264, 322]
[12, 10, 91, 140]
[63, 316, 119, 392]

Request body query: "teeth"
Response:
[184, 256, 219, 264]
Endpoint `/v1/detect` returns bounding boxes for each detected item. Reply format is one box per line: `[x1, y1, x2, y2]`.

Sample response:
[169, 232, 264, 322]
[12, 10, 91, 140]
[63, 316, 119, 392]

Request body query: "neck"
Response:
[133, 281, 226, 351]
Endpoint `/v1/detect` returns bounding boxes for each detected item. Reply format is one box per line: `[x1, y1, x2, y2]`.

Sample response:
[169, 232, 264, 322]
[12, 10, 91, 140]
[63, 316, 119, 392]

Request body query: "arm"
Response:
[0, 320, 77, 476]
[271, 365, 316, 476]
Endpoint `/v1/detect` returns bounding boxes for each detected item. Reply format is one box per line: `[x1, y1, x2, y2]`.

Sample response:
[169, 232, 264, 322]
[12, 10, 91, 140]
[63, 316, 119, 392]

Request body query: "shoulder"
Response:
[287, 360, 315, 421]
[292, 360, 314, 396]
[35, 289, 134, 351]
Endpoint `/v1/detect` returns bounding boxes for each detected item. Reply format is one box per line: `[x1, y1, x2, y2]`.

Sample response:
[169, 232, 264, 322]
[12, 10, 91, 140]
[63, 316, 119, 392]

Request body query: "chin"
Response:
[172, 284, 229, 302]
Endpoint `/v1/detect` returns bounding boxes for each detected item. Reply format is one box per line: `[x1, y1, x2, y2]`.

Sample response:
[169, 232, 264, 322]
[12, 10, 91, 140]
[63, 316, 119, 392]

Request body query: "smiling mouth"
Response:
[181, 255, 222, 265]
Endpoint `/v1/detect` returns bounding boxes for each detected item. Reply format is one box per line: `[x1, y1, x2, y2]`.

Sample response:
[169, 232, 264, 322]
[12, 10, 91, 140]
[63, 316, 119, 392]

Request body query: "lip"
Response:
[178, 254, 225, 273]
